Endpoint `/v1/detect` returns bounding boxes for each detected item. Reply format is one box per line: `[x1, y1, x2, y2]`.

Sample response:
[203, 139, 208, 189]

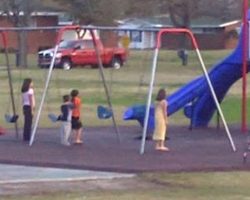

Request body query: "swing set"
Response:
[140, 28, 236, 154]
[30, 25, 120, 146]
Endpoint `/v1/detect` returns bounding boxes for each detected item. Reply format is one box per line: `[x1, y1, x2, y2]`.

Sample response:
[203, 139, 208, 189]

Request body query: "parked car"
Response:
[38, 39, 128, 70]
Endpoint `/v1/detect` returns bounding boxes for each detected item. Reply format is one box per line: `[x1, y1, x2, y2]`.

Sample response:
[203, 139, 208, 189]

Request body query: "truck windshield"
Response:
[59, 40, 80, 49]
[58, 40, 94, 49]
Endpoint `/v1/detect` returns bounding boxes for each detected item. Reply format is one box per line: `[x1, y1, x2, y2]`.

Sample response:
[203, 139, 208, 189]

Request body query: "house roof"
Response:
[191, 16, 240, 28]
[3, 11, 64, 16]
[117, 15, 241, 29]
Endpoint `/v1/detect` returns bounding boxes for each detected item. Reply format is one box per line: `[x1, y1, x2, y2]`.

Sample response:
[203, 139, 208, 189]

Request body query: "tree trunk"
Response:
[169, 2, 191, 49]
[18, 30, 28, 68]
[180, 7, 190, 49]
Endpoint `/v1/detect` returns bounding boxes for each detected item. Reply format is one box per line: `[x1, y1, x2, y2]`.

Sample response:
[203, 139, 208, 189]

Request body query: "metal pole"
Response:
[0, 26, 160, 32]
[89, 30, 121, 142]
[140, 48, 159, 154]
[195, 49, 236, 152]
[216, 109, 220, 131]
[242, 0, 248, 132]
[29, 44, 59, 146]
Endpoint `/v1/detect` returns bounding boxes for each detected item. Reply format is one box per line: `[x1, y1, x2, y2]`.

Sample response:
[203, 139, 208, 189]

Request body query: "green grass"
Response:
[0, 49, 247, 128]
[3, 171, 250, 200]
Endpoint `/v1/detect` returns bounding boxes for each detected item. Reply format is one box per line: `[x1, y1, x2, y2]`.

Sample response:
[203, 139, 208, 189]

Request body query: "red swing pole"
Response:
[242, 0, 248, 133]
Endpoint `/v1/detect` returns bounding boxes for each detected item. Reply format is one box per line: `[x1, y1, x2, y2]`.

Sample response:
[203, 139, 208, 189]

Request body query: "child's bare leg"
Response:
[160, 140, 169, 151]
[160, 140, 165, 148]
[155, 140, 161, 149]
[75, 128, 82, 143]
[72, 129, 77, 142]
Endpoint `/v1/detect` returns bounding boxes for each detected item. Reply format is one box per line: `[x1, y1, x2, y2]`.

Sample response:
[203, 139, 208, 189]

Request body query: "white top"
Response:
[67, 108, 72, 122]
[22, 88, 35, 106]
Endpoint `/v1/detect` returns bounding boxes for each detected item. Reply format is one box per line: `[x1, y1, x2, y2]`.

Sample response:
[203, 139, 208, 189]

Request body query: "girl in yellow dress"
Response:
[153, 88, 169, 151]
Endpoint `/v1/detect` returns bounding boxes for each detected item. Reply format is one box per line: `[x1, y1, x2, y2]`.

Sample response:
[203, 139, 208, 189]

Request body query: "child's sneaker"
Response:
[62, 141, 71, 146]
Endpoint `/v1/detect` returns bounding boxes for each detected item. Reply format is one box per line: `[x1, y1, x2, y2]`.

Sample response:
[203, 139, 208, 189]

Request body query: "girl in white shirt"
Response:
[21, 78, 35, 141]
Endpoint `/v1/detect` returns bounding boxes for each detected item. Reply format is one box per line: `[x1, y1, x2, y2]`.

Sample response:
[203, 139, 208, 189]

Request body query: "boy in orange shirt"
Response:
[70, 89, 83, 144]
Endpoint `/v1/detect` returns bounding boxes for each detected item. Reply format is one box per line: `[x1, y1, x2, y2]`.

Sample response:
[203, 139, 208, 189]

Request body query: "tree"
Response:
[1, 0, 41, 67]
[53, 0, 125, 25]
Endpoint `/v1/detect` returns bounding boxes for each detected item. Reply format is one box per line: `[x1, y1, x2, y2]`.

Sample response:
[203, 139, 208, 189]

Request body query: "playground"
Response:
[1, 18, 248, 166]
[0, 125, 249, 173]
[1, 5, 250, 179]
[1, 25, 250, 169]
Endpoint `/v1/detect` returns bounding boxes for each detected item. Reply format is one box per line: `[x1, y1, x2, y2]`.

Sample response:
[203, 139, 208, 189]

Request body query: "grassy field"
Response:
[3, 171, 250, 200]
[0, 49, 249, 129]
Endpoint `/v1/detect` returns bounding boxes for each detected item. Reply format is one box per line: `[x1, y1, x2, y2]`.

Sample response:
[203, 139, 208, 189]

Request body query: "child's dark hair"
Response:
[21, 78, 32, 93]
[156, 88, 166, 101]
[70, 89, 79, 97]
[63, 95, 70, 102]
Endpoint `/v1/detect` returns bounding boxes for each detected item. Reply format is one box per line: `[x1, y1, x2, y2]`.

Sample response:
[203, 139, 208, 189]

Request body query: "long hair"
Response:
[21, 78, 32, 93]
[156, 88, 166, 101]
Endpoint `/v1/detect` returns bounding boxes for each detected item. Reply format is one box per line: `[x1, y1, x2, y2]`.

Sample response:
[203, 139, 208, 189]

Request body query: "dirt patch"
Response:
[0, 176, 158, 196]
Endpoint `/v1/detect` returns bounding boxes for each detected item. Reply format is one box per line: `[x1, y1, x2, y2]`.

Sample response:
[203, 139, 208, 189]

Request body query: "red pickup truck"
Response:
[38, 39, 128, 70]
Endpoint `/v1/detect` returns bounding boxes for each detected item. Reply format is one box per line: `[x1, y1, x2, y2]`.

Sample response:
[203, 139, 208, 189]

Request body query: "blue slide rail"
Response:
[123, 24, 250, 133]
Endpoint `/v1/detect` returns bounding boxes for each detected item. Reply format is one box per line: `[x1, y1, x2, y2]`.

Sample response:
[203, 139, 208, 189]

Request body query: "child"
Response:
[59, 95, 73, 146]
[21, 78, 35, 141]
[70, 89, 83, 144]
[152, 88, 169, 151]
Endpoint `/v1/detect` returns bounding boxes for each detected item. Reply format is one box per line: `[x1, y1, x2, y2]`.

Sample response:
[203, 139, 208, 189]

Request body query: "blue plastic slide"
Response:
[123, 24, 250, 133]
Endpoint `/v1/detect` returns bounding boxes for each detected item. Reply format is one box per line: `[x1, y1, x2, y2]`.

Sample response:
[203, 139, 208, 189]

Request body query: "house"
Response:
[116, 16, 241, 50]
[190, 18, 241, 49]
[117, 18, 160, 49]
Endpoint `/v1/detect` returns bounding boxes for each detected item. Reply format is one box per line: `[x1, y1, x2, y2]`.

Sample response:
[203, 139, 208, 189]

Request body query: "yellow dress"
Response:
[153, 100, 167, 141]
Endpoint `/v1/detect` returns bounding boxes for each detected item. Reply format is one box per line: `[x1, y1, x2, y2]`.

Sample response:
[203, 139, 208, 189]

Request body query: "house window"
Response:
[130, 31, 142, 42]
[118, 30, 128, 36]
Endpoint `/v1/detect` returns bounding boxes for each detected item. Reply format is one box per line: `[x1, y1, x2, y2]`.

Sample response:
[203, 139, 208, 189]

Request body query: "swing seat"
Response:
[97, 105, 112, 119]
[5, 114, 19, 123]
[48, 113, 59, 123]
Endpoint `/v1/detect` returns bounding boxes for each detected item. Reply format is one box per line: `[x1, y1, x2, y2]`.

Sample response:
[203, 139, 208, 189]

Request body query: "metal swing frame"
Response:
[29, 25, 120, 146]
[140, 28, 236, 154]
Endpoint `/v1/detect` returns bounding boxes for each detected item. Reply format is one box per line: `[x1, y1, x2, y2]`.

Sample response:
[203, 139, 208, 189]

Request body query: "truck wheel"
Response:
[111, 57, 122, 69]
[61, 59, 72, 70]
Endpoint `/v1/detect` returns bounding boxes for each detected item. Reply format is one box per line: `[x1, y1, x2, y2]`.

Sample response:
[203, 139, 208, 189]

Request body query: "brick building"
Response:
[0, 12, 61, 53]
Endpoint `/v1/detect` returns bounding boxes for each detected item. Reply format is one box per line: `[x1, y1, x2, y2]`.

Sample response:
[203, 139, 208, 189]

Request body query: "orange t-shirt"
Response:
[72, 97, 81, 117]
